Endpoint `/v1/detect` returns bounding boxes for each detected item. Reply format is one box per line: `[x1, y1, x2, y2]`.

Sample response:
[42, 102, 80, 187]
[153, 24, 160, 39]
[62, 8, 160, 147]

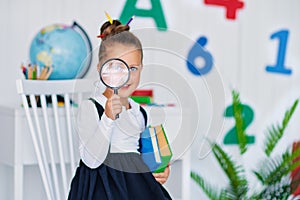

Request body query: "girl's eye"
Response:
[129, 66, 138, 72]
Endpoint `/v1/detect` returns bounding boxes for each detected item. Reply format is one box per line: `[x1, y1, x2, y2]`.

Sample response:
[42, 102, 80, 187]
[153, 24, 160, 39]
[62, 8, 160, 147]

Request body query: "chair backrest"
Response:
[16, 79, 95, 200]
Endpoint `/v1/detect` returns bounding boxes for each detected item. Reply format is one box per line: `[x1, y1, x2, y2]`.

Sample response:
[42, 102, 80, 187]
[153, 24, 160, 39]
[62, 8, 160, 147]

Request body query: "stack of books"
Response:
[139, 124, 172, 173]
[130, 89, 153, 105]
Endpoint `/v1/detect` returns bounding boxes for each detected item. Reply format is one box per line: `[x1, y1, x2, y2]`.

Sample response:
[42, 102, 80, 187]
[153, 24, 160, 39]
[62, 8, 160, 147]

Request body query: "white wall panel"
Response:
[1, 0, 300, 199]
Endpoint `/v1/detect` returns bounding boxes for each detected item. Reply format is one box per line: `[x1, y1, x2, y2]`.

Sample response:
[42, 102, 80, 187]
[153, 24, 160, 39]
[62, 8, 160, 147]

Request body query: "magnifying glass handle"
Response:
[113, 89, 120, 119]
[113, 88, 118, 94]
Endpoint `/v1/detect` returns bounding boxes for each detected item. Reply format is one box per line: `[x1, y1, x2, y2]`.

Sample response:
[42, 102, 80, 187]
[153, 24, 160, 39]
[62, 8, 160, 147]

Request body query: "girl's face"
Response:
[98, 43, 143, 98]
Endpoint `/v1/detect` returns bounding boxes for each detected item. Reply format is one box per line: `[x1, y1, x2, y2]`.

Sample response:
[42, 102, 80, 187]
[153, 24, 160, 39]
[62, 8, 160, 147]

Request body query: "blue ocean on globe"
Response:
[29, 22, 92, 80]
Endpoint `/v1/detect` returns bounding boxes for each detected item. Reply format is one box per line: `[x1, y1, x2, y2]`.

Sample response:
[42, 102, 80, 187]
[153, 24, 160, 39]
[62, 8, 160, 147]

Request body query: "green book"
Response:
[130, 96, 152, 104]
[153, 125, 173, 173]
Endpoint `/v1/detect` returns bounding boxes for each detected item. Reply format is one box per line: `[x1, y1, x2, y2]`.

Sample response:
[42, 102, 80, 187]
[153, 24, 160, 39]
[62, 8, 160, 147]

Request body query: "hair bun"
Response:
[98, 20, 130, 40]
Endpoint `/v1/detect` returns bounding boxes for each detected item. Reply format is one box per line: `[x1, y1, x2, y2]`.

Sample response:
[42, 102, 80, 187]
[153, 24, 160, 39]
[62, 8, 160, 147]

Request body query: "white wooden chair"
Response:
[16, 79, 95, 200]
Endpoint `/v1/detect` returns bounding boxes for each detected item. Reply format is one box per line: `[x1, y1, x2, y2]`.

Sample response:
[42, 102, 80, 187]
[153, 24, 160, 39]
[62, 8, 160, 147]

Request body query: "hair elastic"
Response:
[97, 34, 105, 38]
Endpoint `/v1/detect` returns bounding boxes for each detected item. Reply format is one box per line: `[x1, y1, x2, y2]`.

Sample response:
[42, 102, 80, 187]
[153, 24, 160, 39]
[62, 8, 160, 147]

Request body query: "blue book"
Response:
[139, 126, 162, 172]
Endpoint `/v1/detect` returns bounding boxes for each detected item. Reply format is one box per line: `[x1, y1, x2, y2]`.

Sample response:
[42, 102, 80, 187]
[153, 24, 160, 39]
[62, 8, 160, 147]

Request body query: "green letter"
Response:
[119, 0, 167, 31]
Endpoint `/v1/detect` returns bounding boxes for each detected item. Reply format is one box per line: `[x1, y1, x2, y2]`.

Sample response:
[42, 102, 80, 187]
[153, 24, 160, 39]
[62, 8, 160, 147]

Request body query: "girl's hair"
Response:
[98, 20, 143, 64]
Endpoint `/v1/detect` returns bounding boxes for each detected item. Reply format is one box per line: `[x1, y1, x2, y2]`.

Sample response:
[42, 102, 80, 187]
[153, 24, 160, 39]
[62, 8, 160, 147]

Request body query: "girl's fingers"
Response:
[153, 173, 166, 178]
[153, 164, 170, 184]
[154, 178, 166, 185]
[105, 94, 122, 120]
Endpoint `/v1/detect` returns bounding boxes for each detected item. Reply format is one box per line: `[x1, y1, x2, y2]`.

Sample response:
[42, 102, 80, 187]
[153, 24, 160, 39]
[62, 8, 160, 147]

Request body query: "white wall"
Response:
[1, 0, 300, 199]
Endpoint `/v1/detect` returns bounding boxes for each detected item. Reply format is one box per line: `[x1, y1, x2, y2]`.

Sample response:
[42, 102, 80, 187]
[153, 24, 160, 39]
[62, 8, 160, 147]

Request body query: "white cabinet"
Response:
[0, 105, 191, 200]
[0, 106, 78, 200]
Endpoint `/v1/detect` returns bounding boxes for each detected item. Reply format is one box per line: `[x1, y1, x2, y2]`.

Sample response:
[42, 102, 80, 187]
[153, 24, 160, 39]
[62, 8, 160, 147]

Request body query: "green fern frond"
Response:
[232, 90, 248, 154]
[253, 171, 264, 184]
[190, 171, 221, 200]
[253, 150, 294, 185]
[219, 190, 236, 200]
[282, 99, 299, 128]
[212, 143, 248, 198]
[254, 178, 291, 200]
[249, 192, 264, 200]
[264, 99, 299, 156]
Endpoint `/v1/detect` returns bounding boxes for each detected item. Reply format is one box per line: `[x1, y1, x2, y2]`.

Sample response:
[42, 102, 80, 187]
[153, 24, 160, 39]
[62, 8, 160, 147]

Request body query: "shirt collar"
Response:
[128, 98, 141, 116]
[91, 94, 140, 115]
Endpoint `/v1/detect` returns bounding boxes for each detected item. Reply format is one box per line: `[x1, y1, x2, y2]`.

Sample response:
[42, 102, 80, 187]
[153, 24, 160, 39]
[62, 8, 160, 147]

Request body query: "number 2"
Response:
[223, 104, 255, 145]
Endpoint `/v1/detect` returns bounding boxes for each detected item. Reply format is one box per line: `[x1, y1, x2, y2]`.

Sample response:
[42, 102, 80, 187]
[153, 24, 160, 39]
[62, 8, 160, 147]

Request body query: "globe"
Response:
[29, 22, 92, 80]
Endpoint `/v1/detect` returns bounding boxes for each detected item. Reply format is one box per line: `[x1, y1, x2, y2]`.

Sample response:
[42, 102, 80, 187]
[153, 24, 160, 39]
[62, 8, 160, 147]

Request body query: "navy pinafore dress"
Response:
[68, 99, 172, 200]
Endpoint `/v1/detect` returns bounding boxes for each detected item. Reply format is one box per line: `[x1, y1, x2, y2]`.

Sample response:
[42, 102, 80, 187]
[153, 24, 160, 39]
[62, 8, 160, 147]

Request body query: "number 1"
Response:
[265, 30, 292, 75]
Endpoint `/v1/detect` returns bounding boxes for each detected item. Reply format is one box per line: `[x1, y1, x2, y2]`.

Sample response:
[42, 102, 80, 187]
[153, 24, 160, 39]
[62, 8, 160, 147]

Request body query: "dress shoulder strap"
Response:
[88, 98, 104, 120]
[139, 106, 147, 127]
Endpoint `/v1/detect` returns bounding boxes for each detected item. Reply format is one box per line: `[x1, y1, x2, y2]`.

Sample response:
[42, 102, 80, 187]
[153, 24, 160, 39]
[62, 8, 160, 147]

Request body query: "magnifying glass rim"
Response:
[99, 58, 130, 89]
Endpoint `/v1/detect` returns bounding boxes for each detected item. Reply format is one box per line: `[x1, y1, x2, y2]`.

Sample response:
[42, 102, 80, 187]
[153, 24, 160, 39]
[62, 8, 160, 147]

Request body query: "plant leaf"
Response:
[212, 143, 248, 198]
[190, 171, 221, 200]
[232, 90, 248, 154]
[219, 190, 236, 200]
[254, 178, 291, 200]
[253, 150, 296, 185]
[264, 99, 299, 156]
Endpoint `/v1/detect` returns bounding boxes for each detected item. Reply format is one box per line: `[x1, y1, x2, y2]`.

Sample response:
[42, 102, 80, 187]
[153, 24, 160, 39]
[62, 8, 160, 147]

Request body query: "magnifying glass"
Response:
[100, 58, 130, 118]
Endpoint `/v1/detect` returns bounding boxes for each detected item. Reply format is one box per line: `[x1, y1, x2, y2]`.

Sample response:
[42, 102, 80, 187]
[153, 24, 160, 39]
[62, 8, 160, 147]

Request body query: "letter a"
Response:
[119, 0, 167, 31]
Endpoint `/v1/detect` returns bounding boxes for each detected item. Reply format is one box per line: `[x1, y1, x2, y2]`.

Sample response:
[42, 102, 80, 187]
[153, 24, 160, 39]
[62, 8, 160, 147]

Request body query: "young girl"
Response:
[68, 19, 172, 200]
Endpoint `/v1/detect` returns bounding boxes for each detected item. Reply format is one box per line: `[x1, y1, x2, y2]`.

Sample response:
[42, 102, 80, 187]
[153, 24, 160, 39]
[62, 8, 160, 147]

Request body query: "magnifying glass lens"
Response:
[100, 59, 130, 88]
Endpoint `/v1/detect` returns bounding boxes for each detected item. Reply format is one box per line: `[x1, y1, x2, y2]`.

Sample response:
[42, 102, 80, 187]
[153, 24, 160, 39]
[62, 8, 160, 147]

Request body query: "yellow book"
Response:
[153, 124, 173, 173]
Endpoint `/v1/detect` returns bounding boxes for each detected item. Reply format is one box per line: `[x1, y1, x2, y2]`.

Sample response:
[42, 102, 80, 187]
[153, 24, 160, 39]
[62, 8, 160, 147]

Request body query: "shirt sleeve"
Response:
[77, 100, 114, 169]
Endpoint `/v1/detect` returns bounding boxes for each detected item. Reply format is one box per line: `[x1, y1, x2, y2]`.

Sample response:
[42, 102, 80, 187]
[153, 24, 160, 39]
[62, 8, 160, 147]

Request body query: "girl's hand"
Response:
[153, 164, 170, 185]
[105, 94, 122, 120]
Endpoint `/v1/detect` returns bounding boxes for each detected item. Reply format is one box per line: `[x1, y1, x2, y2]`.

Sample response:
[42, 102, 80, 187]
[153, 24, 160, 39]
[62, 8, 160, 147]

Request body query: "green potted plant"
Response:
[191, 91, 300, 199]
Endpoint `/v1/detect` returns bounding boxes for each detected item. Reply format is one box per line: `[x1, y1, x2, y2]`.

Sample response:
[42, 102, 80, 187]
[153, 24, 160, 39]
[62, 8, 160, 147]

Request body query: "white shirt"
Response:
[77, 94, 147, 169]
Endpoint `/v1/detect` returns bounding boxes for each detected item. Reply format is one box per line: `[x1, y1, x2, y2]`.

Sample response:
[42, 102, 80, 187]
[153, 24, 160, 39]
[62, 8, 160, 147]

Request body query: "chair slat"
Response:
[51, 94, 68, 198]
[29, 94, 55, 199]
[40, 95, 61, 200]
[21, 94, 53, 200]
[64, 94, 76, 173]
